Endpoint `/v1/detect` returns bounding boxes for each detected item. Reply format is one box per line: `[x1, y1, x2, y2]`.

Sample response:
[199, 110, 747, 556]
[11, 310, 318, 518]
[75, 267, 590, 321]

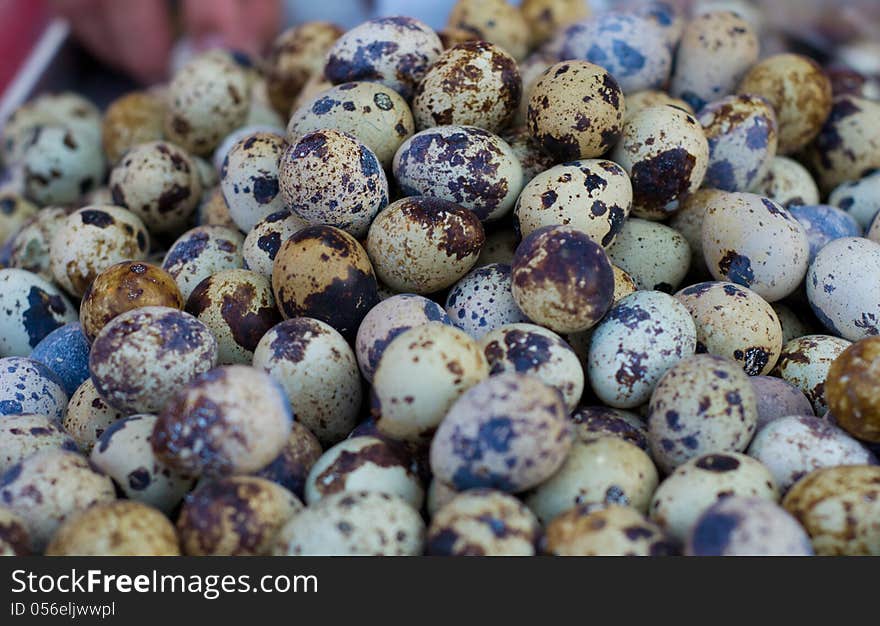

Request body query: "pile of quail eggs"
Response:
[1, 0, 880, 557]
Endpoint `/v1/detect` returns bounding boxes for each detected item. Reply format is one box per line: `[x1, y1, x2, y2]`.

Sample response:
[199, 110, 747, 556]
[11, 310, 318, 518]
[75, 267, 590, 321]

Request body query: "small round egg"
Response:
[0, 508, 30, 556]
[0, 192, 38, 245]
[241, 209, 308, 277]
[446, 0, 529, 61]
[546, 504, 677, 556]
[751, 375, 814, 430]
[30, 322, 89, 396]
[0, 357, 68, 422]
[0, 413, 77, 473]
[0, 268, 76, 357]
[825, 337, 880, 443]
[774, 334, 852, 415]
[569, 406, 649, 452]
[444, 263, 528, 339]
[101, 91, 166, 164]
[62, 378, 125, 452]
[219, 133, 286, 233]
[253, 421, 322, 501]
[607, 218, 691, 293]
[162, 225, 245, 301]
[6, 206, 68, 279]
[624, 90, 694, 122]
[750, 156, 820, 208]
[788, 204, 862, 262]
[828, 170, 880, 230]
[22, 125, 105, 206]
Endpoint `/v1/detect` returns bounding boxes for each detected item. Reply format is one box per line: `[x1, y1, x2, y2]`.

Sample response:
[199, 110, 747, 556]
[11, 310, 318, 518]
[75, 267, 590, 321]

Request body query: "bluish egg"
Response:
[788, 204, 862, 261]
[30, 322, 90, 396]
[0, 356, 68, 421]
[445, 263, 529, 340]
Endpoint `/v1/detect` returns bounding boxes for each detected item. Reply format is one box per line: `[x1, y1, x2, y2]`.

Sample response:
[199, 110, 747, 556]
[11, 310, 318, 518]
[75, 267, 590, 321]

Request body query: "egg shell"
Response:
[501, 126, 557, 186]
[686, 495, 812, 556]
[750, 156, 820, 208]
[62, 378, 125, 453]
[162, 225, 245, 301]
[782, 465, 880, 555]
[825, 337, 880, 443]
[747, 415, 876, 492]
[7, 206, 68, 279]
[324, 16, 443, 99]
[624, 90, 694, 122]
[252, 421, 322, 501]
[219, 133, 286, 233]
[393, 125, 523, 222]
[0, 507, 30, 556]
[445, 263, 528, 339]
[253, 318, 361, 447]
[212, 125, 285, 174]
[650, 451, 777, 541]
[0, 413, 78, 473]
[512, 225, 614, 333]
[774, 334, 851, 415]
[273, 490, 424, 555]
[242, 209, 308, 277]
[271, 225, 379, 340]
[89, 306, 218, 414]
[0, 357, 68, 422]
[611, 105, 709, 219]
[647, 354, 758, 473]
[513, 159, 632, 246]
[828, 170, 880, 230]
[607, 218, 691, 293]
[750, 375, 815, 430]
[520, 0, 590, 48]
[788, 204, 862, 262]
[481, 322, 583, 410]
[806, 237, 880, 341]
[427, 488, 541, 556]
[446, 0, 529, 61]
[30, 322, 89, 396]
[527, 61, 624, 162]
[22, 125, 105, 206]
[545, 503, 677, 556]
[526, 437, 658, 523]
[101, 91, 166, 164]
[569, 406, 649, 452]
[0, 193, 38, 245]
[0, 449, 116, 552]
[366, 196, 484, 294]
[0, 268, 73, 356]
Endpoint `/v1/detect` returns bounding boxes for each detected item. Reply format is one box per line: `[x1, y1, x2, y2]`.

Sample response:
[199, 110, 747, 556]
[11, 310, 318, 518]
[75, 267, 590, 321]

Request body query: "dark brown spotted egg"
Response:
[647, 354, 759, 473]
[427, 489, 541, 556]
[7, 206, 68, 279]
[446, 0, 529, 61]
[90, 414, 195, 514]
[162, 225, 245, 301]
[413, 40, 521, 133]
[62, 378, 125, 453]
[279, 129, 388, 239]
[152, 365, 293, 477]
[750, 156, 820, 208]
[101, 91, 166, 164]
[514, 159, 632, 246]
[177, 476, 302, 556]
[271, 225, 378, 340]
[774, 334, 851, 415]
[0, 192, 38, 245]
[253, 421, 322, 501]
[527, 61, 624, 162]
[186, 269, 280, 365]
[0, 269, 76, 357]
[242, 209, 308, 277]
[546, 504, 677, 557]
[430, 373, 571, 493]
[324, 16, 443, 99]
[219, 133, 286, 233]
[445, 264, 529, 339]
[393, 125, 523, 222]
[89, 306, 218, 414]
[611, 105, 708, 219]
[569, 406, 649, 452]
[0, 413, 78, 473]
[253, 318, 361, 447]
[825, 337, 880, 443]
[0, 507, 30, 556]
[288, 81, 414, 169]
[22, 125, 105, 206]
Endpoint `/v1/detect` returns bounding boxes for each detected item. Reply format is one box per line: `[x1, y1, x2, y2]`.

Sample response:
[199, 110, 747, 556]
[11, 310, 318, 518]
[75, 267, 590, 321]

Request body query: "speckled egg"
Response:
[526, 437, 658, 523]
[511, 225, 614, 333]
[650, 452, 777, 541]
[253, 421, 322, 501]
[162, 225, 245, 301]
[825, 337, 880, 443]
[427, 488, 541, 556]
[514, 53, 555, 128]
[6, 206, 67, 279]
[62, 378, 125, 453]
[253, 318, 361, 446]
[750, 156, 820, 208]
[30, 322, 89, 396]
[91, 414, 194, 514]
[789, 204, 862, 262]
[101, 91, 166, 164]
[686, 495, 812, 556]
[569, 406, 649, 451]
[272, 225, 378, 339]
[0, 507, 30, 556]
[611, 105, 709, 219]
[22, 125, 105, 206]
[607, 218, 691, 293]
[446, 0, 529, 61]
[430, 375, 571, 494]
[669, 11, 759, 111]
[0, 413, 77, 473]
[0, 449, 115, 551]
[806, 237, 880, 341]
[197, 186, 237, 229]
[521, 0, 590, 48]
[774, 334, 851, 415]
[0, 193, 38, 245]
[545, 503, 677, 556]
[783, 465, 880, 555]
[501, 127, 557, 186]
[647, 354, 758, 473]
[0, 357, 67, 421]
[748, 415, 876, 492]
[273, 490, 424, 556]
[393, 125, 523, 222]
[828, 170, 880, 230]
[324, 16, 443, 99]
[444, 263, 528, 339]
[241, 210, 307, 278]
[0, 268, 76, 357]
[366, 196, 484, 294]
[514, 159, 632, 246]
[527, 61, 624, 162]
[750, 375, 814, 431]
[218, 133, 286, 233]
[624, 90, 694, 122]
[89, 306, 218, 414]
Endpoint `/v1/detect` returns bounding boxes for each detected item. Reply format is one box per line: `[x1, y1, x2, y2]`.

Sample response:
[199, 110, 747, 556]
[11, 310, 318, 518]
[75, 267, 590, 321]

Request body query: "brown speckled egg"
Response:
[273, 490, 424, 556]
[750, 156, 820, 208]
[751, 375, 814, 430]
[427, 488, 541, 556]
[607, 218, 691, 293]
[23, 124, 106, 206]
[152, 365, 293, 477]
[650, 452, 777, 541]
[101, 91, 166, 164]
[164, 51, 250, 156]
[0, 192, 38, 245]
[288, 81, 414, 169]
[185, 269, 280, 365]
[624, 90, 694, 122]
[0, 507, 30, 556]
[447, 0, 529, 61]
[501, 127, 556, 186]
[279, 129, 388, 238]
[49, 206, 149, 298]
[413, 41, 520, 133]
[701, 192, 809, 302]
[0, 413, 78, 473]
[783, 465, 880, 555]
[220, 133, 286, 233]
[7, 206, 68, 279]
[0, 449, 115, 552]
[63, 378, 125, 452]
[546, 504, 677, 556]
[570, 406, 649, 452]
[738, 53, 832, 155]
[373, 322, 488, 442]
[393, 125, 523, 222]
[648, 354, 758, 473]
[272, 225, 378, 340]
[674, 281, 783, 376]
[253, 421, 322, 501]
[46, 501, 179, 556]
[527, 61, 624, 162]
[514, 159, 632, 246]
[670, 11, 759, 111]
[774, 334, 851, 415]
[266, 22, 343, 116]
[826, 337, 880, 442]
[162, 225, 245, 301]
[521, 0, 590, 48]
[89, 306, 218, 414]
[430, 373, 571, 493]
[242, 209, 308, 277]
[253, 318, 361, 446]
[366, 196, 484, 294]
[511, 225, 614, 333]
[80, 261, 184, 343]
[324, 16, 443, 99]
[611, 105, 708, 219]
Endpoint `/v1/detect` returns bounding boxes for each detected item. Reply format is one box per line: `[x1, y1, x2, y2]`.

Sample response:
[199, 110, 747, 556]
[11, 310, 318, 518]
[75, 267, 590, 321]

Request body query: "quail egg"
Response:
[241, 209, 308, 277]
[0, 357, 68, 421]
[825, 337, 880, 443]
[774, 334, 851, 415]
[162, 225, 245, 301]
[444, 263, 528, 339]
[218, 133, 286, 233]
[62, 378, 125, 453]
[446, 0, 529, 61]
[545, 504, 677, 556]
[750, 375, 814, 430]
[668, 188, 725, 276]
[253, 421, 322, 501]
[788, 204, 862, 262]
[22, 125, 105, 206]
[569, 406, 649, 452]
[501, 127, 557, 186]
[750, 156, 820, 208]
[0, 268, 76, 357]
[828, 170, 880, 230]
[30, 322, 89, 396]
[6, 206, 68, 279]
[0, 413, 78, 473]
[623, 90, 694, 122]
[101, 91, 166, 164]
[520, 0, 590, 49]
[607, 218, 691, 293]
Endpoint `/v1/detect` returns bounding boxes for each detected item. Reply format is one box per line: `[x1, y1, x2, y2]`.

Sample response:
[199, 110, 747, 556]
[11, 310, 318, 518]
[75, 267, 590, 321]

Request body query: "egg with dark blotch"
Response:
[828, 170, 880, 230]
[101, 91, 166, 164]
[220, 133, 286, 233]
[774, 334, 851, 415]
[569, 406, 650, 452]
[0, 269, 76, 357]
[252, 421, 322, 501]
[162, 225, 245, 301]
[607, 218, 691, 293]
[545, 504, 678, 556]
[0, 508, 30, 556]
[445, 263, 528, 340]
[750, 375, 814, 431]
[242, 209, 308, 278]
[750, 156, 820, 208]
[212, 126, 285, 175]
[62, 378, 125, 453]
[0, 413, 78, 473]
[788, 204, 861, 262]
[446, 0, 528, 60]
[825, 337, 880, 443]
[501, 127, 557, 187]
[7, 207, 68, 280]
[624, 90, 694, 122]
[0, 357, 67, 422]
[22, 125, 105, 206]
[0, 192, 38, 245]
[30, 322, 89, 396]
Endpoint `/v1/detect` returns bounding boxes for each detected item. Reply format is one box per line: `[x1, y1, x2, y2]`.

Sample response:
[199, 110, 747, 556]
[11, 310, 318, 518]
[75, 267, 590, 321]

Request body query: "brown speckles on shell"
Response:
[253, 422, 322, 501]
[546, 504, 676, 556]
[101, 91, 166, 164]
[0, 508, 30, 555]
[826, 337, 880, 443]
[446, 0, 529, 61]
[162, 225, 245, 301]
[773, 334, 851, 415]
